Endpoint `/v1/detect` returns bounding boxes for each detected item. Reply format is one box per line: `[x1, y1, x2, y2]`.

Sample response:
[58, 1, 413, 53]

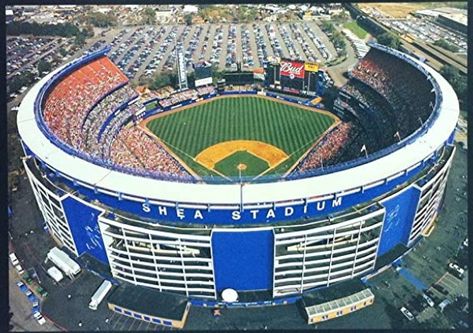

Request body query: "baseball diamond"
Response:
[195, 140, 288, 176]
[16, 41, 459, 310]
[143, 95, 337, 178]
[214, 150, 270, 178]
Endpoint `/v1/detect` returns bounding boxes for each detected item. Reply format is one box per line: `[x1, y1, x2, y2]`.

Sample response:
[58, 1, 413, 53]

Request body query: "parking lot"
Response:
[79, 21, 342, 84]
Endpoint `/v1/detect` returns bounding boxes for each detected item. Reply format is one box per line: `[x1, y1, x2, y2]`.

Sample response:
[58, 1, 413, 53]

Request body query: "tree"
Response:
[184, 14, 193, 26]
[321, 21, 335, 34]
[74, 33, 86, 47]
[6, 21, 81, 37]
[141, 8, 156, 25]
[82, 25, 95, 38]
[433, 39, 459, 53]
[440, 64, 466, 103]
[37, 59, 51, 76]
[83, 11, 117, 27]
[150, 73, 172, 90]
[8, 71, 34, 93]
[59, 48, 68, 57]
[376, 32, 400, 49]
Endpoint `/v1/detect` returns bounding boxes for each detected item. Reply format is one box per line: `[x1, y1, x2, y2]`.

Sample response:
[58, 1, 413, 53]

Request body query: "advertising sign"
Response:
[304, 62, 319, 72]
[280, 60, 305, 79]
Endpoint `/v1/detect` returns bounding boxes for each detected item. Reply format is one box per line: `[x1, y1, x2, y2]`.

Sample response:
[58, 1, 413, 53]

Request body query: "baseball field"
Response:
[143, 95, 337, 180]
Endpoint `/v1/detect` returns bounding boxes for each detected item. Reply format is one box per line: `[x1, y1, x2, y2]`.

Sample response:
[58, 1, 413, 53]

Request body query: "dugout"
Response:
[107, 283, 191, 329]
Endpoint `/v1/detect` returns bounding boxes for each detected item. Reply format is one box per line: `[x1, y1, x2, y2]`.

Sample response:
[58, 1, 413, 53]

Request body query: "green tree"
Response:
[8, 71, 34, 93]
[141, 8, 156, 25]
[84, 12, 117, 28]
[59, 48, 68, 57]
[377, 32, 400, 49]
[440, 64, 466, 103]
[74, 33, 86, 47]
[321, 21, 335, 34]
[150, 73, 172, 90]
[37, 59, 51, 76]
[433, 39, 459, 52]
[83, 25, 95, 38]
[184, 14, 193, 26]
[6, 21, 81, 37]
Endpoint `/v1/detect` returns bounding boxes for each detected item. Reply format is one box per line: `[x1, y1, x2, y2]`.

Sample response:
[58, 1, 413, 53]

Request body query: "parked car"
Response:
[15, 264, 24, 275]
[9, 253, 19, 266]
[16, 281, 28, 293]
[438, 299, 451, 312]
[27, 293, 37, 303]
[33, 312, 46, 325]
[400, 306, 414, 321]
[448, 263, 464, 279]
[422, 293, 435, 307]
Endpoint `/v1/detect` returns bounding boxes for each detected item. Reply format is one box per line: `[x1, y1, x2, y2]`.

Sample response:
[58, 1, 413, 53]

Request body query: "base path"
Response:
[195, 140, 288, 170]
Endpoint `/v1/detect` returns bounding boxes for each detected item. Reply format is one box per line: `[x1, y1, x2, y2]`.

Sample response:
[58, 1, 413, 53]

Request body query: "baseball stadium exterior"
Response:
[17, 42, 459, 306]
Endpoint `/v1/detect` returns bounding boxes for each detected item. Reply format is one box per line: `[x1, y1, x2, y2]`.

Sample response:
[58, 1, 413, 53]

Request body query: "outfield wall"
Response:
[17, 44, 459, 300]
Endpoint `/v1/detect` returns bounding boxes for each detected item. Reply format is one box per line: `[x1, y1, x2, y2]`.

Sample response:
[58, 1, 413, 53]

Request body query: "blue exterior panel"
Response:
[212, 230, 274, 291]
[61, 196, 109, 264]
[378, 186, 421, 256]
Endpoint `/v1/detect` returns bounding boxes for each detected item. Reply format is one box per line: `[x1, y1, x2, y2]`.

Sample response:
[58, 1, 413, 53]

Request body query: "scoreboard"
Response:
[264, 59, 322, 96]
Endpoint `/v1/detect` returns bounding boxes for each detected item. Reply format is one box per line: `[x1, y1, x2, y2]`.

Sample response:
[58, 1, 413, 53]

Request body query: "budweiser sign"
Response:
[280, 61, 305, 79]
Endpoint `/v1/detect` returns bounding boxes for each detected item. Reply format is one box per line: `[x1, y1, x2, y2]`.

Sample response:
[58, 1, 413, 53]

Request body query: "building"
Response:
[301, 281, 375, 323]
[17, 43, 458, 312]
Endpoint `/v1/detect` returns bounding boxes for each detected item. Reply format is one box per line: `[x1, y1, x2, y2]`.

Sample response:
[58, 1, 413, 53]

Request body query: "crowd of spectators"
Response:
[295, 122, 354, 172]
[159, 89, 199, 108]
[43, 56, 128, 149]
[83, 85, 138, 154]
[350, 48, 434, 138]
[110, 126, 189, 176]
[43, 56, 192, 178]
[99, 103, 142, 158]
[196, 85, 216, 97]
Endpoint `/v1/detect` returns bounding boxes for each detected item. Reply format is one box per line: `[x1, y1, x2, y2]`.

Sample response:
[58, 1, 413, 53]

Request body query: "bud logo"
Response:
[280, 61, 305, 79]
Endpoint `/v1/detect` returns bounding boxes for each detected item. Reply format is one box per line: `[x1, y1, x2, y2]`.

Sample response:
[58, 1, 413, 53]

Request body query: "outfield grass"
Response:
[214, 151, 269, 178]
[146, 96, 335, 178]
[343, 20, 369, 39]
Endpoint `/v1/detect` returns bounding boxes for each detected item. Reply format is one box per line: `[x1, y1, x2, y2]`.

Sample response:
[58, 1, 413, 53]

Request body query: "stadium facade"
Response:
[17, 43, 459, 305]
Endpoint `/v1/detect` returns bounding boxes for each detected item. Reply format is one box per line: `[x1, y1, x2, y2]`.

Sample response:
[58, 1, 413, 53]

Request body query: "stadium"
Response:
[17, 41, 458, 312]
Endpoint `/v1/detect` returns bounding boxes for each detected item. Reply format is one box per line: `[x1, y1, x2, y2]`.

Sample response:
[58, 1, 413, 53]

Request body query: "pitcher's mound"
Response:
[237, 163, 247, 171]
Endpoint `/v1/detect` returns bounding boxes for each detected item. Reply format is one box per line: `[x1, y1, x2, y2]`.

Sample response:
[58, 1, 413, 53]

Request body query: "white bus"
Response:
[89, 280, 113, 310]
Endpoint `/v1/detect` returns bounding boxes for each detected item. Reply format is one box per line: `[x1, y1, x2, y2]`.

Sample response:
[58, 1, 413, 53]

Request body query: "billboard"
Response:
[304, 62, 319, 72]
[195, 77, 213, 87]
[280, 60, 305, 79]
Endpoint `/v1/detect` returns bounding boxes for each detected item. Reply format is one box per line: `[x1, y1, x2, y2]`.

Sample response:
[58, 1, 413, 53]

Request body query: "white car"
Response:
[400, 307, 414, 321]
[9, 253, 19, 266]
[33, 312, 46, 325]
[422, 293, 435, 307]
[463, 238, 468, 248]
[448, 263, 464, 276]
[15, 264, 24, 275]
